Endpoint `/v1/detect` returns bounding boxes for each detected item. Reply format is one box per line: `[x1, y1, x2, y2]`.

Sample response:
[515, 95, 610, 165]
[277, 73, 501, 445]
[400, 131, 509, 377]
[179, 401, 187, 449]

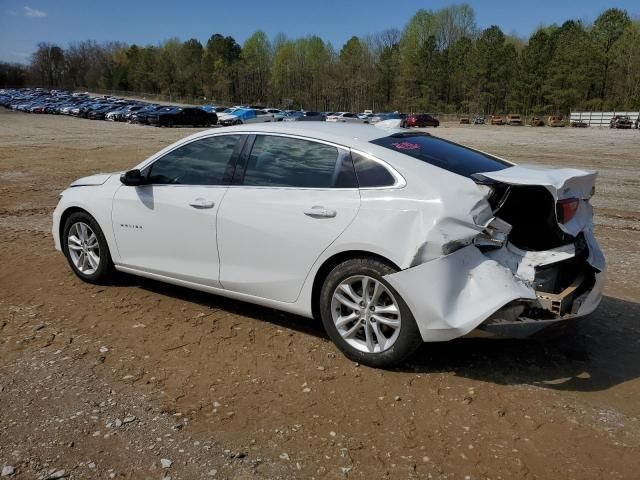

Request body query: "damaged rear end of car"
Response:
[371, 132, 605, 341]
[467, 166, 604, 337]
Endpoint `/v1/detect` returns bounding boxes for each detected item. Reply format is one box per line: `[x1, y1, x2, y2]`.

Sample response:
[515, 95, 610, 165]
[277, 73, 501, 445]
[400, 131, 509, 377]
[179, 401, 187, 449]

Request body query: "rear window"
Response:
[352, 152, 396, 187]
[370, 133, 510, 178]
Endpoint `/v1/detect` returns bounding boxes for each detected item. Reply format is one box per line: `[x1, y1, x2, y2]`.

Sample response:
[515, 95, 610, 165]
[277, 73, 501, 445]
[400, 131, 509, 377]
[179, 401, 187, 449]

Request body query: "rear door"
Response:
[217, 134, 361, 302]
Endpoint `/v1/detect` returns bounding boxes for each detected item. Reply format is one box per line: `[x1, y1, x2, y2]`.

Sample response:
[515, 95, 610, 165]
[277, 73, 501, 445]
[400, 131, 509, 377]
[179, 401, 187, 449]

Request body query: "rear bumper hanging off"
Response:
[384, 235, 605, 342]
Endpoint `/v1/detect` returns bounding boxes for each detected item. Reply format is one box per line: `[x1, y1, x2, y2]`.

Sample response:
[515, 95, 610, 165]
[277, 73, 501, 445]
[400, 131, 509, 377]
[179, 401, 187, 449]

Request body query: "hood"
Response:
[70, 172, 114, 187]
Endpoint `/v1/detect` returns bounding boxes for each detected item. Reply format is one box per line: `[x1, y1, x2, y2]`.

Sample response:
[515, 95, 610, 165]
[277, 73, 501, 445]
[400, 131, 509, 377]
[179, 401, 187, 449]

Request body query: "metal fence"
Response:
[570, 111, 640, 127]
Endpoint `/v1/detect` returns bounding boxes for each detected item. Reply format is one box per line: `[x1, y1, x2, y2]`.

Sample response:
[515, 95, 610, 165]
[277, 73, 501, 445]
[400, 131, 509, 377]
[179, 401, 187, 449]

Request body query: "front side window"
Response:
[147, 135, 241, 185]
[242, 135, 356, 188]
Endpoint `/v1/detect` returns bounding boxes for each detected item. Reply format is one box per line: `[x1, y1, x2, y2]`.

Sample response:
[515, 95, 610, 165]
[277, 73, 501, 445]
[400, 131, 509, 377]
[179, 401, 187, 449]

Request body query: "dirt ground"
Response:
[0, 109, 639, 480]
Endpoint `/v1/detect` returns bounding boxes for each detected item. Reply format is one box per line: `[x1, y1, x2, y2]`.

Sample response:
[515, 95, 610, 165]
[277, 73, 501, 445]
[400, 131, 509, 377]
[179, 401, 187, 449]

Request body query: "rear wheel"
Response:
[319, 258, 422, 368]
[62, 211, 114, 284]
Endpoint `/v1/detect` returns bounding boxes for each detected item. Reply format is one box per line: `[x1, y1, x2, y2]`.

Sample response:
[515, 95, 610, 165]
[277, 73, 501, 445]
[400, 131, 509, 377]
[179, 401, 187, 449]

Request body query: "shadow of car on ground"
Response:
[112, 274, 639, 394]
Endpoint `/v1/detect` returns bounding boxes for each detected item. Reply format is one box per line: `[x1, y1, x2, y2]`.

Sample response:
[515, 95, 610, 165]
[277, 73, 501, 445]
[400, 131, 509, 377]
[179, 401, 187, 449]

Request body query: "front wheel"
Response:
[319, 258, 422, 368]
[62, 212, 114, 284]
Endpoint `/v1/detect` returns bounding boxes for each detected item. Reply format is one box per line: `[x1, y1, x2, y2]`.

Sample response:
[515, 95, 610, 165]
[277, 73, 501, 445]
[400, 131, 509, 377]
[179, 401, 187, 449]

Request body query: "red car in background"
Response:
[402, 113, 440, 128]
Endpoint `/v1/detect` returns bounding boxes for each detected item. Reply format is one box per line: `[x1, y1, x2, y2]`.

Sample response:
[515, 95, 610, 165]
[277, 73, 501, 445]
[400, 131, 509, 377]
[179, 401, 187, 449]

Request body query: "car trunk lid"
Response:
[473, 165, 597, 238]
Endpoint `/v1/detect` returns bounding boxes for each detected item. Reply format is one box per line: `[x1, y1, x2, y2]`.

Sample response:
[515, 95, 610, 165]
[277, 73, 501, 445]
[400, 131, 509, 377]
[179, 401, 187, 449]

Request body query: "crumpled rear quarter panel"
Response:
[384, 245, 536, 341]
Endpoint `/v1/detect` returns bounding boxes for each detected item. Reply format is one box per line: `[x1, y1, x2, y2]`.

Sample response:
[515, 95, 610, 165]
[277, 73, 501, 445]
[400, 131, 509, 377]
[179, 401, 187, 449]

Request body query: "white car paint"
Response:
[53, 123, 605, 344]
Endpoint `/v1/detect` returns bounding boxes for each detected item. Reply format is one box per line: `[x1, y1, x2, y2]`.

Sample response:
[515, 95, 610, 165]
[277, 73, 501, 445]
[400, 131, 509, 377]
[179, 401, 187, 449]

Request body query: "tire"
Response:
[319, 257, 422, 368]
[62, 211, 114, 284]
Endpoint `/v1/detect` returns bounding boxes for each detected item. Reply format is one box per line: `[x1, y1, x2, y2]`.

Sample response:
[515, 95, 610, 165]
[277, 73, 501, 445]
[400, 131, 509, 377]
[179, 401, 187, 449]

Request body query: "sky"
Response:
[1, 0, 638, 64]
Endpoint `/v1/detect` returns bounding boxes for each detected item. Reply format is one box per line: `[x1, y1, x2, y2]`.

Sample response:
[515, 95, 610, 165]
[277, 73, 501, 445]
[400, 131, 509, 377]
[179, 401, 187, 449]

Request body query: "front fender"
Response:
[52, 179, 121, 262]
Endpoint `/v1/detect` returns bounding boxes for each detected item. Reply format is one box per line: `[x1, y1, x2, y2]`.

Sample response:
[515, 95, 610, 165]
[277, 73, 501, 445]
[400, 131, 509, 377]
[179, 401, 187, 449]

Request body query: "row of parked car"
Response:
[8, 88, 635, 131]
[0, 88, 447, 130]
[460, 113, 640, 128]
[0, 88, 221, 126]
[459, 114, 569, 127]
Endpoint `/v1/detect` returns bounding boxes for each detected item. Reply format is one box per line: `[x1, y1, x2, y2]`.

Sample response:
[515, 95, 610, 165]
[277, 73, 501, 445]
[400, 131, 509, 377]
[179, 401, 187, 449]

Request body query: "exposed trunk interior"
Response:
[478, 181, 597, 320]
[488, 184, 572, 251]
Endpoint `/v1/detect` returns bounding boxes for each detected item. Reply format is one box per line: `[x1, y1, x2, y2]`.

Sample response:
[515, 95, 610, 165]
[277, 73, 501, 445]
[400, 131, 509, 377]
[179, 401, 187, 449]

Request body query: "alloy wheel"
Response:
[331, 275, 401, 353]
[67, 221, 100, 275]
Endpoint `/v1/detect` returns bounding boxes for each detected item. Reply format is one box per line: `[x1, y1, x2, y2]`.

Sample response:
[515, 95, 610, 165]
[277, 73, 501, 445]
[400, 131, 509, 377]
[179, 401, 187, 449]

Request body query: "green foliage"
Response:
[7, 5, 639, 113]
[0, 62, 27, 87]
[239, 31, 272, 102]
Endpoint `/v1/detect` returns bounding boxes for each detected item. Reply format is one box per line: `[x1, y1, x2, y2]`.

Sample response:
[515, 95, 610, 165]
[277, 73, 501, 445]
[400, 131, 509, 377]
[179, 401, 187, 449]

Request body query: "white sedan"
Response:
[53, 123, 605, 367]
[326, 112, 369, 123]
[218, 108, 274, 126]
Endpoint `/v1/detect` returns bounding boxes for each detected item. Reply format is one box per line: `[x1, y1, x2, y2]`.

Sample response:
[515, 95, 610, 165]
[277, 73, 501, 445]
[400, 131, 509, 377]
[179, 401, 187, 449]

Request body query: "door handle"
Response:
[189, 198, 215, 209]
[304, 206, 337, 218]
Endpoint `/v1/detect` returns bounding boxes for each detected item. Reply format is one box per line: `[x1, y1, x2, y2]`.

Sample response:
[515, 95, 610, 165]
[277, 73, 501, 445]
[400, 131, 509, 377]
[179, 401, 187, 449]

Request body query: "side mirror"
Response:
[120, 169, 145, 186]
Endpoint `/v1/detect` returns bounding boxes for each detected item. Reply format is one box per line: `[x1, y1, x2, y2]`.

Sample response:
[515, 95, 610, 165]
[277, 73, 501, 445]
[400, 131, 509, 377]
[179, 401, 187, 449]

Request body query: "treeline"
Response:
[2, 4, 639, 114]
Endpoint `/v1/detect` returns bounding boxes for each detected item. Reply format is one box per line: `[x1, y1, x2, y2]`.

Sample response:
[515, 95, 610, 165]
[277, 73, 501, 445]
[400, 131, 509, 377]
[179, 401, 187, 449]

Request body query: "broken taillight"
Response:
[556, 198, 580, 223]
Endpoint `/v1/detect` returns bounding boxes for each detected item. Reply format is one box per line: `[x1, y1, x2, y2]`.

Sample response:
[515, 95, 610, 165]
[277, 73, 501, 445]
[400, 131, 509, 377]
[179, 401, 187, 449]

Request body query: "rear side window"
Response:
[243, 135, 356, 188]
[370, 133, 510, 178]
[352, 152, 396, 187]
[148, 135, 241, 185]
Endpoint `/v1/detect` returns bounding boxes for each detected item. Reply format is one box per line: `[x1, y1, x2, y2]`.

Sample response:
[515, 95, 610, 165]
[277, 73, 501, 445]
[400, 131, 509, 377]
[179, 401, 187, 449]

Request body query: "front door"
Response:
[112, 134, 244, 286]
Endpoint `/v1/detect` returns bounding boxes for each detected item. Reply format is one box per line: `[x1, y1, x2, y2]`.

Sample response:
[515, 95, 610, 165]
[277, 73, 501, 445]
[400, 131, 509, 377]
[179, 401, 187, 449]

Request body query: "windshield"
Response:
[370, 133, 511, 178]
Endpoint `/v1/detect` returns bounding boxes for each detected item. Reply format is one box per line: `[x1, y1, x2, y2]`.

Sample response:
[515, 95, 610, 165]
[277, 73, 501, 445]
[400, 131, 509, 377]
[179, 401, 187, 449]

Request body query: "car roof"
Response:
[190, 122, 402, 151]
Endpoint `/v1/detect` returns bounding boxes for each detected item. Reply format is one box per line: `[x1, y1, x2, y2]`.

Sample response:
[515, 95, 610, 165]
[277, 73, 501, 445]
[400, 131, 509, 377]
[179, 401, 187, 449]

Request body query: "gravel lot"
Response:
[1, 109, 639, 479]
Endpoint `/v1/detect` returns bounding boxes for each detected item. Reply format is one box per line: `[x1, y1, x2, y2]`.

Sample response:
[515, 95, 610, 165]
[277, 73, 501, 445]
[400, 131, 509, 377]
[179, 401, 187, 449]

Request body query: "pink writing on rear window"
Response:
[391, 142, 420, 150]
